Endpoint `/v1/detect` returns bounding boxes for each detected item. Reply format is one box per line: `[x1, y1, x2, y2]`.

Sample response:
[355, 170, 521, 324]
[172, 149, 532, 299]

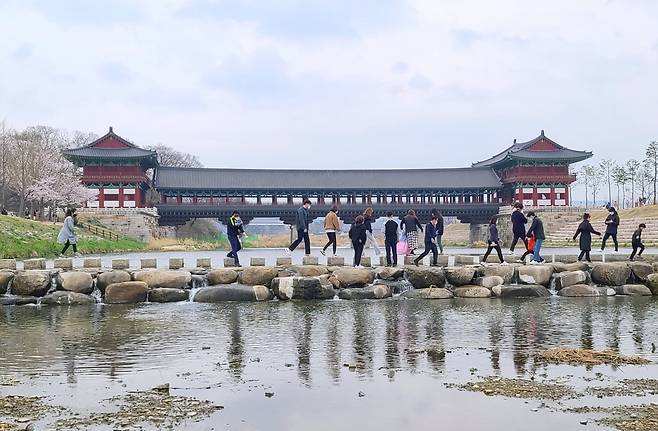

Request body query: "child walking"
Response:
[630, 223, 646, 261]
[521, 234, 536, 263]
[573, 213, 601, 262]
[349, 215, 367, 267]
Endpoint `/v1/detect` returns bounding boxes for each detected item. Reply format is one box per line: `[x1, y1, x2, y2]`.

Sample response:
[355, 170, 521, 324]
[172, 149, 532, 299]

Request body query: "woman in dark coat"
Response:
[600, 207, 620, 253]
[482, 217, 506, 265]
[509, 202, 528, 255]
[573, 213, 601, 262]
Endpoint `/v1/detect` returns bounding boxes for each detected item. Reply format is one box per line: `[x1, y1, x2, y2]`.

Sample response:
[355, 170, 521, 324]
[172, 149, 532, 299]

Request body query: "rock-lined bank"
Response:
[2, 259, 658, 305]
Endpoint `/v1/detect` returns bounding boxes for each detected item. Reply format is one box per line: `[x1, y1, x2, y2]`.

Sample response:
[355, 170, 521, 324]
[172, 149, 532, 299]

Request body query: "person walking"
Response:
[431, 209, 445, 255]
[226, 210, 245, 267]
[321, 205, 340, 256]
[363, 207, 381, 256]
[400, 209, 423, 255]
[600, 206, 620, 253]
[286, 199, 312, 255]
[382, 212, 399, 266]
[509, 202, 528, 255]
[349, 215, 367, 267]
[630, 223, 646, 261]
[572, 213, 601, 263]
[58, 208, 80, 257]
[482, 217, 506, 265]
[520, 233, 536, 263]
[414, 216, 439, 266]
[526, 211, 545, 264]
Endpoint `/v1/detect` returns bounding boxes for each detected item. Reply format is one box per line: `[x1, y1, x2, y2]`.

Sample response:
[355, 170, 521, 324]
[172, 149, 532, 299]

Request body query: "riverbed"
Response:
[2, 297, 657, 430]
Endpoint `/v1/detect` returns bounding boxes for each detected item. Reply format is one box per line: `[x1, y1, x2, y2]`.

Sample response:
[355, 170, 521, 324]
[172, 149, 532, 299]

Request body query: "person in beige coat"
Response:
[321, 205, 341, 256]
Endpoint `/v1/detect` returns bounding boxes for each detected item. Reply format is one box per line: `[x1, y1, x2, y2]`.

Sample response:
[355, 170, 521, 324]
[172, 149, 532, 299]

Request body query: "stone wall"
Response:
[77, 208, 173, 242]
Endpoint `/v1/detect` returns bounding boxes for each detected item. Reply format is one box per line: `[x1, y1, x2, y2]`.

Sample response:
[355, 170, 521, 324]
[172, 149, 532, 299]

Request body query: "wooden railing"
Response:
[79, 223, 122, 241]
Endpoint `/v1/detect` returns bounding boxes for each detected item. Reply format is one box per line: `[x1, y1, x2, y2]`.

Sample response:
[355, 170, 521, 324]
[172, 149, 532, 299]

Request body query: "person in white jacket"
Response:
[57, 208, 80, 257]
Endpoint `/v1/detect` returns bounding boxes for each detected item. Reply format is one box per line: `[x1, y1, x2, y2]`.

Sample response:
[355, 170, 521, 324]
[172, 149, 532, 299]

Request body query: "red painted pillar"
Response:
[272, 195, 277, 205]
[532, 186, 538, 207]
[550, 186, 556, 206]
[160, 194, 166, 204]
[192, 194, 198, 204]
[565, 187, 570, 206]
[177, 194, 182, 205]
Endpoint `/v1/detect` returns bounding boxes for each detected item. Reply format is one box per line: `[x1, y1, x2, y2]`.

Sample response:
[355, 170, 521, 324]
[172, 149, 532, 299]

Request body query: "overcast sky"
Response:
[1, 0, 657, 177]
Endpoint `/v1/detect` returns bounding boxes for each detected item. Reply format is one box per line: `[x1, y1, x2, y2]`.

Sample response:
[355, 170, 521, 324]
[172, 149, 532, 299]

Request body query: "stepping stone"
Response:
[141, 258, 157, 269]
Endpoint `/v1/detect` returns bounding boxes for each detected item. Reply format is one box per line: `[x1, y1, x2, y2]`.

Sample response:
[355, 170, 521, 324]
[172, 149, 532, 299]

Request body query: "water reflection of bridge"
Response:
[155, 202, 502, 226]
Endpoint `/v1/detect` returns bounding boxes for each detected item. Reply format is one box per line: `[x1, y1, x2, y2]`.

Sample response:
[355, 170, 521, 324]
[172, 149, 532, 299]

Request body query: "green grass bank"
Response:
[0, 215, 146, 259]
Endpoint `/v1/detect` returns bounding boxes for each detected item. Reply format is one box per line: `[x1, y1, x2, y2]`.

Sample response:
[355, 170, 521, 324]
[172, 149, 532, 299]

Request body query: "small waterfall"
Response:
[35, 297, 42, 306]
[90, 282, 103, 303]
[549, 276, 557, 292]
[6, 278, 12, 296]
[188, 275, 208, 302]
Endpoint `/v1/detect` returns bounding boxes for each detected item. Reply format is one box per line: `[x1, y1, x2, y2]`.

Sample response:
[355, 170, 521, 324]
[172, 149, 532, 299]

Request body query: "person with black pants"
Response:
[321, 205, 340, 256]
[509, 202, 528, 255]
[482, 217, 506, 264]
[431, 209, 445, 254]
[414, 216, 438, 266]
[600, 207, 620, 253]
[382, 211, 399, 266]
[573, 212, 600, 262]
[630, 223, 646, 261]
[226, 210, 245, 266]
[349, 215, 368, 267]
[286, 199, 312, 255]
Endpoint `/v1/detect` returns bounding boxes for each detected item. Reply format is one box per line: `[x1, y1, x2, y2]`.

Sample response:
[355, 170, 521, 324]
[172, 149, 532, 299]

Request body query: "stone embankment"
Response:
[1, 255, 658, 306]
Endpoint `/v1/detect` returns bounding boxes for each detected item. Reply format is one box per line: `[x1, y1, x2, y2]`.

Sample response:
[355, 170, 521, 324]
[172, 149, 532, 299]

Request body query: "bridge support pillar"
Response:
[469, 223, 489, 246]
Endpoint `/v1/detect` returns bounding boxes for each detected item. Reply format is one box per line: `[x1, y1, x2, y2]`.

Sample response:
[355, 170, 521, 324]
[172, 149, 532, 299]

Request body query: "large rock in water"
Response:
[444, 267, 476, 286]
[12, 271, 51, 297]
[645, 273, 658, 295]
[271, 277, 335, 300]
[193, 284, 272, 302]
[0, 271, 13, 294]
[332, 268, 375, 288]
[400, 287, 453, 299]
[554, 271, 588, 290]
[517, 266, 553, 286]
[550, 262, 590, 273]
[237, 267, 279, 286]
[373, 279, 414, 295]
[628, 262, 654, 283]
[480, 265, 516, 284]
[558, 284, 615, 297]
[475, 275, 504, 289]
[288, 265, 329, 277]
[96, 270, 131, 293]
[149, 288, 189, 303]
[338, 284, 391, 300]
[453, 285, 491, 298]
[207, 269, 238, 285]
[133, 270, 192, 289]
[41, 291, 95, 305]
[405, 267, 446, 289]
[105, 281, 148, 304]
[591, 263, 631, 286]
[0, 296, 39, 305]
[492, 284, 551, 298]
[374, 266, 405, 280]
[56, 271, 93, 294]
[614, 284, 652, 296]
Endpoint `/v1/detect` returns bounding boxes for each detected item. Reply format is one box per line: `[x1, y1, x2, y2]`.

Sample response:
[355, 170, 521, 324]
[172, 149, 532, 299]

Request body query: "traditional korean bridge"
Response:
[63, 127, 593, 228]
[155, 202, 502, 226]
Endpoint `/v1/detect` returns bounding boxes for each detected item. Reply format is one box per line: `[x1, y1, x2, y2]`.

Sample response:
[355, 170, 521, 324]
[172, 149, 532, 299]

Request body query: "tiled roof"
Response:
[472, 131, 592, 168]
[154, 166, 502, 190]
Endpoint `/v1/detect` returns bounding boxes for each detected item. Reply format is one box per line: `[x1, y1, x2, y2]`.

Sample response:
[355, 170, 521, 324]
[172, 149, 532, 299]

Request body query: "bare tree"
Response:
[68, 130, 99, 148]
[626, 159, 641, 207]
[612, 166, 628, 209]
[639, 160, 653, 204]
[646, 141, 658, 205]
[599, 159, 615, 205]
[146, 144, 203, 168]
[0, 121, 14, 209]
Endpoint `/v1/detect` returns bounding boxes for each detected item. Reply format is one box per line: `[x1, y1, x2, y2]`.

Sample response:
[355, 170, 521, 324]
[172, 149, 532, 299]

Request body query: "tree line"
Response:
[576, 140, 658, 209]
[0, 122, 202, 218]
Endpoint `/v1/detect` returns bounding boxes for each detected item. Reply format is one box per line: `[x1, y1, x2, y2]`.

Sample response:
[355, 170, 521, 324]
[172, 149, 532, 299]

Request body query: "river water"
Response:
[2, 297, 658, 430]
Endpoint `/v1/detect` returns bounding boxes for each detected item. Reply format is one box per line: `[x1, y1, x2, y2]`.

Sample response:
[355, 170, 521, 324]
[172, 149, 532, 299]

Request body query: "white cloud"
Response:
[0, 0, 656, 195]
